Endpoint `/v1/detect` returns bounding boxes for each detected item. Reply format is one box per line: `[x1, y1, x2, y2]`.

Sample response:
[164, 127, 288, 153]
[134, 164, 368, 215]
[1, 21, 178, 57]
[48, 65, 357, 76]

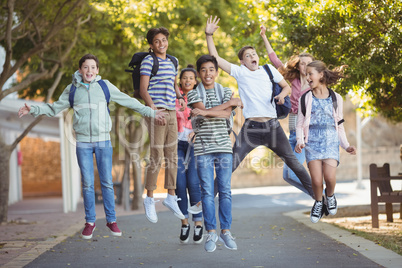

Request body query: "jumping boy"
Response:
[205, 16, 314, 197]
[18, 54, 166, 239]
[187, 55, 243, 253]
[139, 27, 187, 223]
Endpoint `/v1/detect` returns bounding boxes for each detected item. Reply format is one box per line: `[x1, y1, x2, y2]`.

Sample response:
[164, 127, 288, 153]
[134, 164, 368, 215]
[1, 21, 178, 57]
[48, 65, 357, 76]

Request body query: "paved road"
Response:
[25, 189, 382, 268]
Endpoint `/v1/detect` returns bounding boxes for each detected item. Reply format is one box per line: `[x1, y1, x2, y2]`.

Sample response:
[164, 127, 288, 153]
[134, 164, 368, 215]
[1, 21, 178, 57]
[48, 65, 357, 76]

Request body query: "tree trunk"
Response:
[131, 118, 146, 210]
[122, 149, 131, 211]
[0, 139, 12, 223]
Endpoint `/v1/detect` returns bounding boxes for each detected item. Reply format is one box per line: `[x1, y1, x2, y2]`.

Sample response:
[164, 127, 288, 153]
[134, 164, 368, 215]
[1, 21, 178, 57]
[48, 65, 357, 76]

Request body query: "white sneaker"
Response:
[188, 202, 202, 214]
[143, 196, 159, 223]
[162, 194, 185, 220]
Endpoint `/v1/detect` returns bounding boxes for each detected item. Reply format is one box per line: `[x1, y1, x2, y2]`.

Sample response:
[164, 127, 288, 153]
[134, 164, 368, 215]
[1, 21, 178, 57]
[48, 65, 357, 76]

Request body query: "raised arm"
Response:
[260, 25, 284, 69]
[205, 16, 232, 74]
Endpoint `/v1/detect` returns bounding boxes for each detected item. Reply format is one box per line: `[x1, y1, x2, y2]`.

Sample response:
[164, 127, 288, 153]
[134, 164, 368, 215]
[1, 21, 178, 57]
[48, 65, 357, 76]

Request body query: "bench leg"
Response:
[370, 183, 379, 228]
[385, 203, 393, 222]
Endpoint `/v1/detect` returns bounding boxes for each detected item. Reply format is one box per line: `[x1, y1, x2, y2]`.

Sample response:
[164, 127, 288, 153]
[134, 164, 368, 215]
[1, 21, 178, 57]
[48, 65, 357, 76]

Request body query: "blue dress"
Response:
[305, 95, 339, 165]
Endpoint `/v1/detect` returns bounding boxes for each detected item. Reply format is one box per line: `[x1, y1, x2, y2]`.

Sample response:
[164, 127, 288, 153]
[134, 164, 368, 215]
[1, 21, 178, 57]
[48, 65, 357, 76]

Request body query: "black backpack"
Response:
[125, 52, 178, 99]
[300, 89, 344, 125]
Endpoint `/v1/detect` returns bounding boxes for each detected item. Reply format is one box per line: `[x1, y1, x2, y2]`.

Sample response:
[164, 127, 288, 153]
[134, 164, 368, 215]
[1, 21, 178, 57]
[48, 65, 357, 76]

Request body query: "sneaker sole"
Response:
[219, 237, 237, 250]
[162, 201, 185, 220]
[187, 207, 202, 214]
[194, 237, 204, 244]
[205, 243, 216, 253]
[143, 202, 158, 223]
[110, 231, 122, 237]
[81, 226, 96, 239]
[180, 236, 190, 244]
[328, 208, 337, 215]
[310, 215, 322, 223]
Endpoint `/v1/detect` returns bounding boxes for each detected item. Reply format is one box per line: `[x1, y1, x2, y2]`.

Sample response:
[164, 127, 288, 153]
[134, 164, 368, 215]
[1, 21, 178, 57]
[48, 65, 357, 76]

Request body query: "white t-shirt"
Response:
[230, 64, 284, 119]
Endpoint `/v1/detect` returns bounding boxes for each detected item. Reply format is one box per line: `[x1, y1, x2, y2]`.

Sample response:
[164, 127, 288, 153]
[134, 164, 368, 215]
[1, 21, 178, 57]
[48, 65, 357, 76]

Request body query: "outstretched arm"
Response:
[260, 25, 274, 55]
[260, 25, 284, 69]
[205, 16, 232, 74]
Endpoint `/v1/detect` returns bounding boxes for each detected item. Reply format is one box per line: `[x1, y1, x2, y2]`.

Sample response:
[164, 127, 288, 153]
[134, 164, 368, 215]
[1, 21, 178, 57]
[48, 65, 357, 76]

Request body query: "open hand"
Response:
[18, 103, 31, 118]
[206, 16, 220, 35]
[260, 25, 267, 37]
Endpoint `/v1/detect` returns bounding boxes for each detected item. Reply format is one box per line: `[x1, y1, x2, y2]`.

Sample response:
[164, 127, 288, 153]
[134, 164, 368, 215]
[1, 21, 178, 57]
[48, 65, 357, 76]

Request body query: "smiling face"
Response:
[180, 71, 197, 93]
[198, 61, 217, 89]
[306, 66, 324, 89]
[79, 59, 99, 83]
[298, 56, 313, 77]
[240, 48, 259, 71]
[150, 33, 168, 57]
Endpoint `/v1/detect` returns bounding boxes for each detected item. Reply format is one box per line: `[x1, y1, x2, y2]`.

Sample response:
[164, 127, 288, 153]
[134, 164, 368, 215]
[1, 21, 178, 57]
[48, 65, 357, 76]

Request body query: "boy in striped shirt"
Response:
[188, 55, 243, 252]
[140, 27, 186, 223]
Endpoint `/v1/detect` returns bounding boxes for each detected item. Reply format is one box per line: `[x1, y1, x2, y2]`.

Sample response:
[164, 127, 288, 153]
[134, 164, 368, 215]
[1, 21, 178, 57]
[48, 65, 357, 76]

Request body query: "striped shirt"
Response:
[187, 86, 233, 156]
[140, 55, 178, 110]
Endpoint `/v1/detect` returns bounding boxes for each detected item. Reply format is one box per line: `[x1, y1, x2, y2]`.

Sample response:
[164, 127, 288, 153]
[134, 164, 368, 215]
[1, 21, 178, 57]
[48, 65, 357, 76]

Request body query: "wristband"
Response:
[177, 96, 185, 100]
[205, 32, 213, 36]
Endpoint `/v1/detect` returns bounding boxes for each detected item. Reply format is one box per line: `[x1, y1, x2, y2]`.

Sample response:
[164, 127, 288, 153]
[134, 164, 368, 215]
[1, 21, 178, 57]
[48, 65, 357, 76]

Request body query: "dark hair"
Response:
[307, 60, 347, 85]
[180, 64, 197, 80]
[196, 55, 218, 72]
[179, 64, 198, 89]
[146, 27, 170, 44]
[281, 53, 315, 81]
[237, 46, 255, 60]
[79, 54, 99, 69]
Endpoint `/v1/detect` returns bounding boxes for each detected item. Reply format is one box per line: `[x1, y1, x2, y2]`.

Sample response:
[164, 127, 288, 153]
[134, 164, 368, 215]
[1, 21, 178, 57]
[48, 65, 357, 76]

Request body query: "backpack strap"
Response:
[69, 80, 110, 114]
[262, 64, 276, 103]
[328, 88, 338, 112]
[98, 80, 111, 114]
[301, 90, 312, 117]
[149, 52, 159, 78]
[166, 54, 178, 71]
[69, 84, 77, 109]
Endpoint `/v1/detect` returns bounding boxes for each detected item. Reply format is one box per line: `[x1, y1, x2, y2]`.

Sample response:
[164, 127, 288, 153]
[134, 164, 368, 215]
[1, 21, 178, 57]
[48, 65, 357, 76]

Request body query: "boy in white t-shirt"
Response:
[205, 16, 314, 198]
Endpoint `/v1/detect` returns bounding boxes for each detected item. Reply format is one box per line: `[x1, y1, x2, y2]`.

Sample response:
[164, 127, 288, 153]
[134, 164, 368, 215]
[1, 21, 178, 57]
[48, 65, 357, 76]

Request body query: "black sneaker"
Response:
[310, 199, 324, 223]
[193, 225, 204, 244]
[180, 224, 190, 243]
[325, 190, 338, 215]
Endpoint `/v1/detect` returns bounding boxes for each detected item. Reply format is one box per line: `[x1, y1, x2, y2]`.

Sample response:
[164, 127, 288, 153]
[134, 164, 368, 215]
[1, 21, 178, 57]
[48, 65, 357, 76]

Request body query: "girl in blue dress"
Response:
[295, 60, 356, 223]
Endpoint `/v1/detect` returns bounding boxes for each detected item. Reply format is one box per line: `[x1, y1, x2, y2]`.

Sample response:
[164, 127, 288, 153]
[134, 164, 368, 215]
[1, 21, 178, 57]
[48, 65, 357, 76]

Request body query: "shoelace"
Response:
[194, 227, 202, 236]
[181, 226, 189, 235]
[206, 233, 216, 242]
[312, 202, 323, 217]
[223, 232, 235, 240]
[327, 196, 336, 208]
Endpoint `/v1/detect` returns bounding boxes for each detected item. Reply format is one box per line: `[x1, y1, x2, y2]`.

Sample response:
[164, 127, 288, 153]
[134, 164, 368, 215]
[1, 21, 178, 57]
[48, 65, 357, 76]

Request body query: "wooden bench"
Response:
[369, 163, 402, 228]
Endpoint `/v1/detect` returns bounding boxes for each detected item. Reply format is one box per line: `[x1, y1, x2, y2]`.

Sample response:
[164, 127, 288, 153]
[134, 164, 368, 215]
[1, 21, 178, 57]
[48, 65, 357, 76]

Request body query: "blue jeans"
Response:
[196, 153, 233, 231]
[176, 140, 202, 222]
[282, 130, 309, 195]
[76, 140, 116, 223]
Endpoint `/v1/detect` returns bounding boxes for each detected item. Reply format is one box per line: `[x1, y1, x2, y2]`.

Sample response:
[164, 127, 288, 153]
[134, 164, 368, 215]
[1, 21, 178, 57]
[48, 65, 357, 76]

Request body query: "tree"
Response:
[0, 0, 92, 223]
[271, 0, 402, 122]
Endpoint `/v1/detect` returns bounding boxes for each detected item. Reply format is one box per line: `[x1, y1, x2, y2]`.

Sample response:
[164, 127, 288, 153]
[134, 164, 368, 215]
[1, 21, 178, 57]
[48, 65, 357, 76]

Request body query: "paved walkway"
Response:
[1, 180, 401, 267]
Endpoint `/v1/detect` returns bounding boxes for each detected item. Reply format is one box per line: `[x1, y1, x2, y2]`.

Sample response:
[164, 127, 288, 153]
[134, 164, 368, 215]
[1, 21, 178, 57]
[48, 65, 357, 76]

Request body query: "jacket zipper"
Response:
[88, 85, 92, 143]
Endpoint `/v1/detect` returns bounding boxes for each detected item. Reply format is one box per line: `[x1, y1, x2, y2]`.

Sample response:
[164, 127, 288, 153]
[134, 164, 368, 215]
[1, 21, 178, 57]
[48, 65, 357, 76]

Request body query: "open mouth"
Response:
[252, 60, 257, 66]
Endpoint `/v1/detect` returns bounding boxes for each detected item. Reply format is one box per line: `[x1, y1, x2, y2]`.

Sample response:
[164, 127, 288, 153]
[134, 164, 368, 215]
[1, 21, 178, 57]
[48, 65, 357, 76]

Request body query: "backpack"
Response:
[125, 52, 178, 99]
[263, 64, 291, 119]
[69, 80, 110, 114]
[300, 89, 345, 125]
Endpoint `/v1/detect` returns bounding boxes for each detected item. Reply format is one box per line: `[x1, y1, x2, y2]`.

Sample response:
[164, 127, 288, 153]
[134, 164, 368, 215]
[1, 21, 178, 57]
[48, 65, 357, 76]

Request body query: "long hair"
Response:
[308, 60, 347, 85]
[281, 53, 314, 81]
